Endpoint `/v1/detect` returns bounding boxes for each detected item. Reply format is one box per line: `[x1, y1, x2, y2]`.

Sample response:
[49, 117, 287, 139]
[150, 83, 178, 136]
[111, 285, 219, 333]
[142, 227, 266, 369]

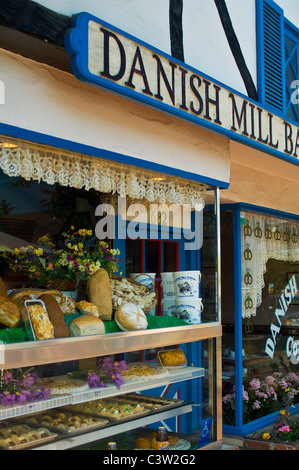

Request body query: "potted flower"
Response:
[1, 227, 122, 297]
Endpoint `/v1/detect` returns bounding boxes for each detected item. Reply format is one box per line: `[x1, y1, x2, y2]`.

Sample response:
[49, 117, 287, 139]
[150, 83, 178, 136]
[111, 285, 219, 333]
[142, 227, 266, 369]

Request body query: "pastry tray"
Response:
[0, 424, 57, 450]
[122, 393, 184, 411]
[22, 410, 109, 435]
[63, 401, 151, 422]
[23, 299, 54, 341]
[0, 433, 58, 451]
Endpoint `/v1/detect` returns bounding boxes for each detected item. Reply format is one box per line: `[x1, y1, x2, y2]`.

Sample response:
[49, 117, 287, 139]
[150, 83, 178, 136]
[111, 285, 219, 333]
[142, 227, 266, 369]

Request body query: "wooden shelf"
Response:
[0, 323, 222, 369]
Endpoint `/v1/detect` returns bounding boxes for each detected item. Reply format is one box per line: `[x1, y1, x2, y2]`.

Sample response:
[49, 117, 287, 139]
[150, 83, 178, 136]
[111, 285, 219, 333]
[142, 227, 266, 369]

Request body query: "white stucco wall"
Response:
[0, 49, 230, 185]
[33, 0, 257, 96]
[275, 0, 299, 28]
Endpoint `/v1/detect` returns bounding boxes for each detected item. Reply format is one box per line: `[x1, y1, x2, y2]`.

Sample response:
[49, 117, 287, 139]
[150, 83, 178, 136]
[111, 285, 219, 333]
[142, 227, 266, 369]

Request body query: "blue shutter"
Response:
[256, 0, 285, 112]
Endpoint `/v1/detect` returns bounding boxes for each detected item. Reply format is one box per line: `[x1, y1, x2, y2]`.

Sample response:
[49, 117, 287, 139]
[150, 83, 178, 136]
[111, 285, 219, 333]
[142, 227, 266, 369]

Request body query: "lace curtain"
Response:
[0, 137, 206, 210]
[241, 211, 299, 318]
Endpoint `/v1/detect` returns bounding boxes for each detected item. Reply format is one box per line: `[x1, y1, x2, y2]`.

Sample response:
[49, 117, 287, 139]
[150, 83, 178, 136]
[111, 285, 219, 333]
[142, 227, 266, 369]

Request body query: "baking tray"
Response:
[122, 393, 184, 411]
[23, 410, 109, 435]
[62, 401, 151, 423]
[0, 424, 57, 450]
[22, 299, 54, 341]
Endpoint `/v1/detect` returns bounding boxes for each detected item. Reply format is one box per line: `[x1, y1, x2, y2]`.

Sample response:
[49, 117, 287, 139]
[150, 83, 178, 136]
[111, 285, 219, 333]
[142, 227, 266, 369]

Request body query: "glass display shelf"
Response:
[33, 403, 193, 450]
[0, 366, 204, 421]
[0, 323, 222, 369]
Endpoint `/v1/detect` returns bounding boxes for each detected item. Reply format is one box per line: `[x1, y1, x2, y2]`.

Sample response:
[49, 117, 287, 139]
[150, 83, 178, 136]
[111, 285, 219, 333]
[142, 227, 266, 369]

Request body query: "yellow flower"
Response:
[262, 433, 271, 440]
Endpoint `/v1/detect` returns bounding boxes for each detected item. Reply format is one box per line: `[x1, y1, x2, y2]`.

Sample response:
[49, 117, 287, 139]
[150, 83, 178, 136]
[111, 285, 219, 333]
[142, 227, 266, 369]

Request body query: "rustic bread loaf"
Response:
[87, 268, 112, 320]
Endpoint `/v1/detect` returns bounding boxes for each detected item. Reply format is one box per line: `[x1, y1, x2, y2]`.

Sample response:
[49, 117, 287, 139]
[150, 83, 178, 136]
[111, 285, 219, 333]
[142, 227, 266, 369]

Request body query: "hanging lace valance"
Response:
[0, 136, 206, 210]
[241, 211, 299, 318]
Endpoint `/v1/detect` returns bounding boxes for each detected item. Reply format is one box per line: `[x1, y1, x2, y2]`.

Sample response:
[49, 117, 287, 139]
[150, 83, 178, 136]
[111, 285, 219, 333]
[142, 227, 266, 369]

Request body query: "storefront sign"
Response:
[265, 275, 298, 359]
[65, 13, 299, 166]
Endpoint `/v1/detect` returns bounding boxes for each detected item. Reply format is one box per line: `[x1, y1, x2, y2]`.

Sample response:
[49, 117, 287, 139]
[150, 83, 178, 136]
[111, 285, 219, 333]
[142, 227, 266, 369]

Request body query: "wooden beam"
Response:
[0, 0, 71, 46]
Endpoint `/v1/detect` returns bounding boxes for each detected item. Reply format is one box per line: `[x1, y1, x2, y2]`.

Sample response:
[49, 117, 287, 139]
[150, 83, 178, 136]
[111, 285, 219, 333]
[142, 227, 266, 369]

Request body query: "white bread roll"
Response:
[69, 315, 105, 337]
[115, 302, 148, 331]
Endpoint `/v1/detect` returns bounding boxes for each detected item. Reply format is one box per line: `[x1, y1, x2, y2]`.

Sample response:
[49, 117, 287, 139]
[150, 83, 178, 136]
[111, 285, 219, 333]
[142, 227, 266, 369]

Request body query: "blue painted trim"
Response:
[0, 122, 229, 189]
[256, 0, 265, 106]
[222, 202, 299, 435]
[222, 202, 299, 222]
[232, 206, 243, 429]
[237, 202, 299, 221]
[224, 403, 299, 436]
[64, 12, 299, 168]
[256, 0, 286, 114]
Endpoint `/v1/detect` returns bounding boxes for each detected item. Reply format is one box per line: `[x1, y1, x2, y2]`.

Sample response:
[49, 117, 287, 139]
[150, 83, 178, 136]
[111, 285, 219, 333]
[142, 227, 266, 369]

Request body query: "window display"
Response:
[222, 206, 299, 431]
[0, 136, 222, 450]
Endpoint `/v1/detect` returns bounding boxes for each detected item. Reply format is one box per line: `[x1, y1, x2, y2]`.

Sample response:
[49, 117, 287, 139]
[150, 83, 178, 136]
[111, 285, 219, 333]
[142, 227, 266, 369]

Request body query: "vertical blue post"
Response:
[233, 206, 243, 430]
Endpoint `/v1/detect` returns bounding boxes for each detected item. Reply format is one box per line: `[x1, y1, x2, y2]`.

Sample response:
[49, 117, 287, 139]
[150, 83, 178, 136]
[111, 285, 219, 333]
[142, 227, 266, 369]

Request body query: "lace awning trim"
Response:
[241, 211, 299, 319]
[0, 137, 206, 209]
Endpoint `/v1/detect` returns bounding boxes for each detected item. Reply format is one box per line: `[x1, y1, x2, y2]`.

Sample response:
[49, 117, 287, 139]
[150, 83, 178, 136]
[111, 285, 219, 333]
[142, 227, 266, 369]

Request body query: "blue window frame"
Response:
[284, 20, 299, 121]
[256, 0, 299, 122]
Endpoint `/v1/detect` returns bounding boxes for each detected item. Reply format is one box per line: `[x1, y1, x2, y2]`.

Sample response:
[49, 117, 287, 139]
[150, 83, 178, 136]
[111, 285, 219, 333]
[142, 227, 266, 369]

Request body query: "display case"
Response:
[0, 138, 223, 451]
[0, 327, 222, 450]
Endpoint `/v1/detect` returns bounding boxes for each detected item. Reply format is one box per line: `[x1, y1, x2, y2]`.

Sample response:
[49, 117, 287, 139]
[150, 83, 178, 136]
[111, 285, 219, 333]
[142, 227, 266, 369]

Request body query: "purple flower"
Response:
[20, 372, 37, 388]
[252, 400, 261, 410]
[0, 391, 16, 406]
[2, 371, 13, 385]
[265, 376, 275, 385]
[249, 378, 261, 391]
[87, 371, 106, 388]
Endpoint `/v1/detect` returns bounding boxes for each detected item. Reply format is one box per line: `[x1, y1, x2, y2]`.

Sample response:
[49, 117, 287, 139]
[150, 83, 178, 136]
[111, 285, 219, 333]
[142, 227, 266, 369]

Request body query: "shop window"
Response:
[222, 206, 299, 431]
[257, 0, 299, 121]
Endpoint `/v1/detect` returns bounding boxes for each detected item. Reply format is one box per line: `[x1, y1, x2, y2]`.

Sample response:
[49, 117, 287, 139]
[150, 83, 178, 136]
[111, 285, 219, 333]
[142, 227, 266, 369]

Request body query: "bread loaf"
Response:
[115, 302, 148, 331]
[39, 294, 69, 338]
[87, 268, 112, 320]
[69, 315, 105, 337]
[0, 299, 21, 328]
[9, 289, 63, 305]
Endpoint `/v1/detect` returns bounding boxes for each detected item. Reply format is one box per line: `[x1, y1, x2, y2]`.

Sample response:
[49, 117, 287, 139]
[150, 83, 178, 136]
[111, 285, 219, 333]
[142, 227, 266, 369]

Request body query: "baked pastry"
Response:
[69, 315, 105, 336]
[87, 268, 112, 320]
[0, 298, 21, 328]
[27, 303, 54, 340]
[54, 294, 76, 314]
[75, 300, 99, 317]
[115, 302, 148, 331]
[39, 294, 69, 338]
[158, 349, 186, 366]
